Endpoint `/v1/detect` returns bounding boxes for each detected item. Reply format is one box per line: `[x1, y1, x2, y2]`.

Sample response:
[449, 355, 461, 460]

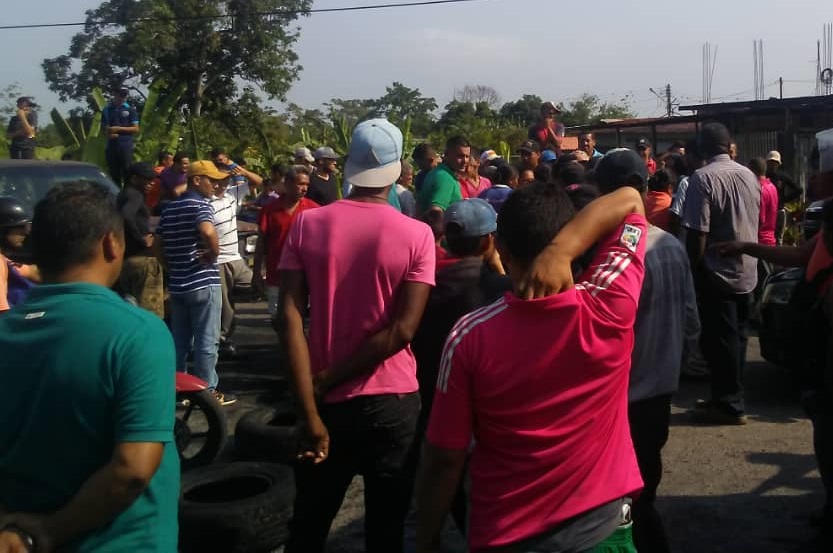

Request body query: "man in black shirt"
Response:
[6, 97, 38, 160]
[307, 147, 341, 205]
[115, 162, 164, 317]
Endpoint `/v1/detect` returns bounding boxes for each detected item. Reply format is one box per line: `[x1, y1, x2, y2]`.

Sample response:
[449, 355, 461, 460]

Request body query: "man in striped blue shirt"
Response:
[159, 160, 234, 405]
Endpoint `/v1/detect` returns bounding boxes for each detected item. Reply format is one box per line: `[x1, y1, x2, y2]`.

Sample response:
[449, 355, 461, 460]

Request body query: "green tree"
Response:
[499, 94, 544, 127]
[323, 98, 376, 130]
[559, 93, 635, 127]
[371, 82, 437, 136]
[42, 0, 312, 116]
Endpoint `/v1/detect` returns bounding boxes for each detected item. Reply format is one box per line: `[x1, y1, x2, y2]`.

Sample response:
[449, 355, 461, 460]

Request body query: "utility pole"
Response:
[665, 84, 673, 117]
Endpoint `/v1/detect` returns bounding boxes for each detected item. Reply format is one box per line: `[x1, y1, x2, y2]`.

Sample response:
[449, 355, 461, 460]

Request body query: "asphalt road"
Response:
[214, 301, 828, 553]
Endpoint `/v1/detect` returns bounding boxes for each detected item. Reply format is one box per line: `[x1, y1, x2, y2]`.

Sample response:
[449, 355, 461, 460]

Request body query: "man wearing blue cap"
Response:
[279, 119, 435, 553]
[410, 198, 511, 531]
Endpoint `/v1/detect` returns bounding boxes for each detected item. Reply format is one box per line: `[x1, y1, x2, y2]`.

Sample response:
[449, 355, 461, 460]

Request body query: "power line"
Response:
[0, 0, 489, 31]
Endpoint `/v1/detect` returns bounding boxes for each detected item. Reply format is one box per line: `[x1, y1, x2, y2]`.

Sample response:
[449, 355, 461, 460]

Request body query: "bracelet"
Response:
[1, 523, 35, 551]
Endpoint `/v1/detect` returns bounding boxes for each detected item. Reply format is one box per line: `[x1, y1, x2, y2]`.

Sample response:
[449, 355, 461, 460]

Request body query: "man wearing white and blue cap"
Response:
[278, 119, 436, 553]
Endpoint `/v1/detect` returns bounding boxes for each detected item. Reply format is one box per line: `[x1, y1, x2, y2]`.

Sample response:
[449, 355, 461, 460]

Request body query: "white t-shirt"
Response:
[211, 193, 242, 264]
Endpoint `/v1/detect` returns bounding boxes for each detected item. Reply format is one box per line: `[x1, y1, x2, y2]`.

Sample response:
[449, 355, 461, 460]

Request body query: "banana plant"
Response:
[328, 116, 351, 157]
[400, 117, 413, 161]
[133, 80, 187, 162]
[49, 87, 107, 168]
[498, 140, 512, 161]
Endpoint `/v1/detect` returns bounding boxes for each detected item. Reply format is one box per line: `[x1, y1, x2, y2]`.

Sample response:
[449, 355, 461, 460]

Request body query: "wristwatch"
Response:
[1, 523, 35, 551]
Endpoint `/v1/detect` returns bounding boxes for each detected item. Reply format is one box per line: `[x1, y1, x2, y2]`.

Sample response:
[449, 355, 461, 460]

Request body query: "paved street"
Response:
[218, 301, 826, 553]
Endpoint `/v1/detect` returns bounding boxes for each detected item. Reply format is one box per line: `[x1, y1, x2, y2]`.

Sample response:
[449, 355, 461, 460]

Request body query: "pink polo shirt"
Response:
[758, 176, 779, 246]
[279, 200, 436, 403]
[427, 214, 647, 551]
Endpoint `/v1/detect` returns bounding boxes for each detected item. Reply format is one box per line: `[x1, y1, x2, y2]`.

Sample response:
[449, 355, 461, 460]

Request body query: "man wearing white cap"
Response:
[279, 119, 435, 552]
[765, 150, 801, 243]
[308, 146, 341, 206]
[293, 147, 315, 171]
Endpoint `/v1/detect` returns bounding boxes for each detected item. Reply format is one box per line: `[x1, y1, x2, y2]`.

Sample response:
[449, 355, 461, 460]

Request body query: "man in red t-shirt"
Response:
[417, 179, 647, 552]
[528, 100, 565, 154]
[253, 166, 319, 323]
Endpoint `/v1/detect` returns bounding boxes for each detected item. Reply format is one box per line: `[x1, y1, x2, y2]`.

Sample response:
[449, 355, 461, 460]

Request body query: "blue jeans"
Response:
[169, 286, 221, 389]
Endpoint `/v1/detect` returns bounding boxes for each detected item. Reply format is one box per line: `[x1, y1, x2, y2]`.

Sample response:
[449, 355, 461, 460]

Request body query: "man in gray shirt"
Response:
[595, 149, 700, 552]
[682, 122, 760, 424]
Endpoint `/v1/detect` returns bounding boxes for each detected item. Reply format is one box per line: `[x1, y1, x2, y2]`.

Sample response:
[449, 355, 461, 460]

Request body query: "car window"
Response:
[0, 165, 117, 213]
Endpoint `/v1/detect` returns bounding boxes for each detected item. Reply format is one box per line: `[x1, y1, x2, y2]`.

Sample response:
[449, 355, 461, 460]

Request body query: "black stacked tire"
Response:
[234, 406, 300, 464]
[178, 462, 295, 553]
[176, 389, 228, 470]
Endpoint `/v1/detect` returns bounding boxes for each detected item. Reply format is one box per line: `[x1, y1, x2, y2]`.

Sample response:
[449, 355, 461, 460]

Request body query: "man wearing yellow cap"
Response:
[157, 160, 236, 406]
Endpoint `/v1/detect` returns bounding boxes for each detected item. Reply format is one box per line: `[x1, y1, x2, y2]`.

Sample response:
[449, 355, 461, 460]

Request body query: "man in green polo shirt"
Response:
[417, 135, 471, 216]
[0, 182, 178, 552]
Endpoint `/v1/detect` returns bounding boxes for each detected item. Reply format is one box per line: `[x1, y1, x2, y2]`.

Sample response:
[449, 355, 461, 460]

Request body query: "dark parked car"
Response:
[0, 160, 119, 213]
[758, 199, 827, 368]
[0, 160, 119, 261]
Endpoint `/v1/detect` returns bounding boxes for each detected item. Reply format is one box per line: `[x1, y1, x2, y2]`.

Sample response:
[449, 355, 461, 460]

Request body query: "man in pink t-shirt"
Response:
[417, 180, 647, 552]
[749, 157, 779, 246]
[278, 119, 435, 553]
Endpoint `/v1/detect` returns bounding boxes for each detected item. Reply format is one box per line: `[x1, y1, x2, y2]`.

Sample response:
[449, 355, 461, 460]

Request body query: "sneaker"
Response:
[212, 390, 238, 407]
[691, 399, 747, 425]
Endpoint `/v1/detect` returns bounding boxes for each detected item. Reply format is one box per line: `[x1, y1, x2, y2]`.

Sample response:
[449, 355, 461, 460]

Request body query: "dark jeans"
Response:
[628, 394, 672, 553]
[106, 142, 134, 186]
[697, 278, 751, 413]
[286, 392, 420, 553]
[9, 145, 34, 159]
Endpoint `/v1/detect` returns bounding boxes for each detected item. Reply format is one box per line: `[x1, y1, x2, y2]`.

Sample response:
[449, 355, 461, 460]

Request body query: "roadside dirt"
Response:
[218, 303, 826, 552]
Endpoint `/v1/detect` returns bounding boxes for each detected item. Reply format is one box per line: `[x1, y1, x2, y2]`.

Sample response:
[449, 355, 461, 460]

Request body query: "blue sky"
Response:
[0, 0, 830, 117]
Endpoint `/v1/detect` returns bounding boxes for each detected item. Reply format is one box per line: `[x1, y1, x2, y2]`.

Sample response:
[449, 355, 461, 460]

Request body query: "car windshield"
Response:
[0, 164, 117, 213]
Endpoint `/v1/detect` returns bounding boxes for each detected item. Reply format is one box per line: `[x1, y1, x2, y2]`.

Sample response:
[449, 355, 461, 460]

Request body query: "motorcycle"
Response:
[175, 373, 229, 470]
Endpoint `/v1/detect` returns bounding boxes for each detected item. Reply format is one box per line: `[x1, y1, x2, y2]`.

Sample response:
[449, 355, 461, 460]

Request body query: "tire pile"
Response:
[179, 400, 300, 553]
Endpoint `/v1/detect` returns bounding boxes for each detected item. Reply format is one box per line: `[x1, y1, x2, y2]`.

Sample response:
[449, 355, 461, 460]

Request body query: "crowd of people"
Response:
[1, 99, 832, 553]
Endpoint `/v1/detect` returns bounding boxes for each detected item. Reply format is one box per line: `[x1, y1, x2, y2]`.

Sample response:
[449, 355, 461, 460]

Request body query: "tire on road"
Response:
[179, 462, 295, 553]
[234, 405, 300, 464]
[176, 389, 228, 471]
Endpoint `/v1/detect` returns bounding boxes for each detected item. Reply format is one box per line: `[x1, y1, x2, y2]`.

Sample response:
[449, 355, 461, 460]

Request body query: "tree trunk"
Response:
[193, 77, 205, 118]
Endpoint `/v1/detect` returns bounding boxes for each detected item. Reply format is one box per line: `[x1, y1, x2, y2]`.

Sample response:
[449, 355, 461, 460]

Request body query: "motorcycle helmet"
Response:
[0, 196, 30, 229]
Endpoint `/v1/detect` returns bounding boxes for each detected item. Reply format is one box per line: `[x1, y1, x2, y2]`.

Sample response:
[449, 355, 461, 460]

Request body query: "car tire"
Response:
[234, 405, 300, 465]
[176, 389, 228, 470]
[179, 462, 295, 553]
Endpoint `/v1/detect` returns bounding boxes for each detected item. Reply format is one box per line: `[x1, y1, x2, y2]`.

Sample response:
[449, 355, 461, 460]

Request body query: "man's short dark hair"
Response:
[748, 158, 767, 178]
[533, 163, 553, 183]
[413, 143, 434, 161]
[445, 224, 484, 257]
[157, 150, 172, 165]
[699, 122, 732, 157]
[649, 169, 672, 192]
[31, 182, 123, 278]
[173, 151, 189, 164]
[445, 135, 471, 152]
[209, 147, 227, 159]
[495, 164, 518, 185]
[497, 182, 575, 266]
